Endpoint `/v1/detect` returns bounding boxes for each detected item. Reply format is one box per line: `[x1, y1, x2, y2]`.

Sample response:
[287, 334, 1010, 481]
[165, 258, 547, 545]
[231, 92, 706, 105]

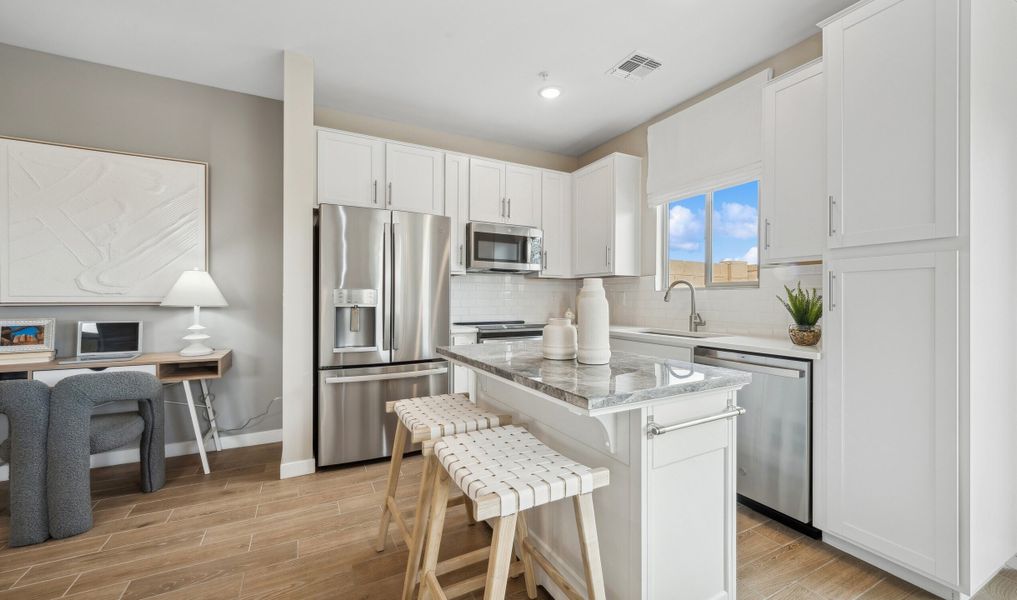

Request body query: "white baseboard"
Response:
[0, 428, 282, 483]
[279, 458, 316, 479]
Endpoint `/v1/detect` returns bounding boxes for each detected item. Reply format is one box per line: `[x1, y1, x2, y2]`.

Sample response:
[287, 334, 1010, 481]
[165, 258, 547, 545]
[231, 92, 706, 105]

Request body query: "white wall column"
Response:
[280, 50, 316, 479]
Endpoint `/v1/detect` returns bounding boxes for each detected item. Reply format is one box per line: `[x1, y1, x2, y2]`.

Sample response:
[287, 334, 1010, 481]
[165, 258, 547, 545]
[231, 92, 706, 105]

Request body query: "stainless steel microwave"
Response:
[466, 222, 543, 273]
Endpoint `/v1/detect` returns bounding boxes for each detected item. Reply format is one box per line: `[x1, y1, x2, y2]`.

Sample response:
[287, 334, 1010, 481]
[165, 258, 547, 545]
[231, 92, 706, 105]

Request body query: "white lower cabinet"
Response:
[609, 337, 692, 363]
[450, 332, 477, 394]
[824, 251, 959, 585]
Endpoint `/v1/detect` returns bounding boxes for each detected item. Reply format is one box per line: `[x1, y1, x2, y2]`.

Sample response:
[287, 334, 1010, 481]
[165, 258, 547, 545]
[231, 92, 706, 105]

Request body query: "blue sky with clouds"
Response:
[668, 180, 759, 265]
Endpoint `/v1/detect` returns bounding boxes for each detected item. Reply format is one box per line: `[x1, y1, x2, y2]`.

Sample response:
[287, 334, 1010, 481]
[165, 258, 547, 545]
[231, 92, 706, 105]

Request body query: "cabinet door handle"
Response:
[500, 198, 505, 217]
[543, 250, 548, 270]
[764, 219, 771, 249]
[373, 180, 378, 204]
[388, 182, 393, 206]
[605, 245, 610, 267]
[459, 243, 464, 266]
[828, 271, 836, 311]
[507, 198, 512, 219]
[828, 195, 836, 235]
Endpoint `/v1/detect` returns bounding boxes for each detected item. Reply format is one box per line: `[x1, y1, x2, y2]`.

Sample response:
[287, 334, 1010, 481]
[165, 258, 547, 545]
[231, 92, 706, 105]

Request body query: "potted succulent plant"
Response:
[777, 283, 823, 346]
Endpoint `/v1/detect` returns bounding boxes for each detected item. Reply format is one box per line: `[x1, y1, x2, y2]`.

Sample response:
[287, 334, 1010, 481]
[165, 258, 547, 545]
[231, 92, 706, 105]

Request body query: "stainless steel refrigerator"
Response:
[316, 204, 450, 467]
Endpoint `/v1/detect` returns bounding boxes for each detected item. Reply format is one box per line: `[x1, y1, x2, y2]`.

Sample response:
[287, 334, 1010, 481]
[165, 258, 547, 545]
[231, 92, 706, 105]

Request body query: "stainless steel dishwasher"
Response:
[694, 347, 815, 534]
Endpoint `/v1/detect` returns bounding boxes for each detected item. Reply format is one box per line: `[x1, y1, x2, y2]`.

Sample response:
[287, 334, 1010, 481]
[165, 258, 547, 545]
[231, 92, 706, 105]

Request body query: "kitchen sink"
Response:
[639, 329, 729, 339]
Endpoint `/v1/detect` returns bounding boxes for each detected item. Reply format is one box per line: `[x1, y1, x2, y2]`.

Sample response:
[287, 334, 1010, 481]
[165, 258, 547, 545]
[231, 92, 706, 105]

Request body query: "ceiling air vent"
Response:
[608, 52, 662, 81]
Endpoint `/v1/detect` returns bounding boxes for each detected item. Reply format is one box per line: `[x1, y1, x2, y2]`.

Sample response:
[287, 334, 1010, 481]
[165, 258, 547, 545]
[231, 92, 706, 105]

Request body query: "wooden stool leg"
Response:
[417, 466, 451, 600]
[376, 422, 408, 552]
[573, 494, 606, 600]
[514, 512, 538, 599]
[401, 453, 436, 600]
[464, 497, 477, 526]
[483, 513, 519, 600]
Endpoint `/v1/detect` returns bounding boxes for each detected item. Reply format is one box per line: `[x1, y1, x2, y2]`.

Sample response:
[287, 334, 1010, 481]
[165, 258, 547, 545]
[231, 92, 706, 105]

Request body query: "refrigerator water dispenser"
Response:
[332, 288, 378, 352]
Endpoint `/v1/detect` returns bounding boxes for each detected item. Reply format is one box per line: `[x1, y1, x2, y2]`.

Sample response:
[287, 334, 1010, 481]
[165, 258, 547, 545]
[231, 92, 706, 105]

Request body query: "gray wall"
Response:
[0, 43, 284, 445]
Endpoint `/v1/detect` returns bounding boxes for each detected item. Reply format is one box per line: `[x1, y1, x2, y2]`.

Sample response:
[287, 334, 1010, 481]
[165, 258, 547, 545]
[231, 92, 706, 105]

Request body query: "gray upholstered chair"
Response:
[0, 379, 51, 547]
[47, 371, 165, 539]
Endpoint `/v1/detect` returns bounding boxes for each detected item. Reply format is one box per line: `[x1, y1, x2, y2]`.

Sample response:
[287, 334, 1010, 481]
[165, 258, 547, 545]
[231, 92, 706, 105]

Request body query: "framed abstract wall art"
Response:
[0, 136, 208, 304]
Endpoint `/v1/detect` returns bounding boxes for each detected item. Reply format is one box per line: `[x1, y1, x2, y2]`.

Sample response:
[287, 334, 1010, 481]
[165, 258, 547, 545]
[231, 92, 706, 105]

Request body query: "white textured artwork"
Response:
[0, 137, 207, 304]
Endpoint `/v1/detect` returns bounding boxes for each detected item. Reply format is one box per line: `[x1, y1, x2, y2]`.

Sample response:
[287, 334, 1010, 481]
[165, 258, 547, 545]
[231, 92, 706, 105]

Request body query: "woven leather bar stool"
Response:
[415, 424, 610, 600]
[374, 393, 510, 599]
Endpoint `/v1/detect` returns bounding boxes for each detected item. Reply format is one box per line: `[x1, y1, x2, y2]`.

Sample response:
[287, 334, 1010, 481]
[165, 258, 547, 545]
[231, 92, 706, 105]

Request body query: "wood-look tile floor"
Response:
[0, 443, 1013, 600]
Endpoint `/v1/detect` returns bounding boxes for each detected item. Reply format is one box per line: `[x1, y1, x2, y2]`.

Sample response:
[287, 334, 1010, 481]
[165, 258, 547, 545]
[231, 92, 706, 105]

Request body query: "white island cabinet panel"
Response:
[824, 0, 958, 249]
[824, 251, 958, 585]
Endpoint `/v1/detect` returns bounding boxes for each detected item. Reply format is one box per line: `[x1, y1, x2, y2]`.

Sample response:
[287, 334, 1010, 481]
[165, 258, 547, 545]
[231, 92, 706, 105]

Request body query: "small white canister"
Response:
[542, 318, 578, 360]
[576, 278, 611, 364]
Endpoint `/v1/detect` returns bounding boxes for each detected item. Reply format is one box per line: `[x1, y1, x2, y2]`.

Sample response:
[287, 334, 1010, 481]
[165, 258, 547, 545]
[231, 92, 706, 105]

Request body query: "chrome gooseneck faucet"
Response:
[664, 279, 707, 332]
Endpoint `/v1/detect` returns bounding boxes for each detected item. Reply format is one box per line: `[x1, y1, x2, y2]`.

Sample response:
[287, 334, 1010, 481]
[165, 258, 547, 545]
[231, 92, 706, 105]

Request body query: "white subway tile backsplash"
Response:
[451, 274, 578, 324]
[451, 265, 823, 335]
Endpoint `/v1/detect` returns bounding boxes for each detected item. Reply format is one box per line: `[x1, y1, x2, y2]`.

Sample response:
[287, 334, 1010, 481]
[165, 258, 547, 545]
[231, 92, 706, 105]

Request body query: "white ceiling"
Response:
[0, 0, 855, 156]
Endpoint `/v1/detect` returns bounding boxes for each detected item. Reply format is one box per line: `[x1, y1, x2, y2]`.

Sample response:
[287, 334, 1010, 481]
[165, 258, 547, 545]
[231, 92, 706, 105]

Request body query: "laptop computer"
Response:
[58, 321, 143, 364]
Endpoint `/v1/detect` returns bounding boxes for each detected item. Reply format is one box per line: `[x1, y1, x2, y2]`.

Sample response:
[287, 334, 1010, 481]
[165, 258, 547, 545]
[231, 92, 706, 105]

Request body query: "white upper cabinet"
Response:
[761, 59, 826, 264]
[537, 170, 572, 278]
[468, 157, 506, 223]
[385, 143, 443, 214]
[504, 164, 541, 227]
[445, 153, 469, 274]
[573, 153, 641, 277]
[823, 0, 958, 248]
[824, 251, 959, 584]
[317, 130, 385, 208]
[469, 158, 541, 227]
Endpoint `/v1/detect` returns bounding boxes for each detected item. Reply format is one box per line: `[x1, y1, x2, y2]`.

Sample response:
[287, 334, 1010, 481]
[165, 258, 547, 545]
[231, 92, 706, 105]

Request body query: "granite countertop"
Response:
[437, 341, 751, 413]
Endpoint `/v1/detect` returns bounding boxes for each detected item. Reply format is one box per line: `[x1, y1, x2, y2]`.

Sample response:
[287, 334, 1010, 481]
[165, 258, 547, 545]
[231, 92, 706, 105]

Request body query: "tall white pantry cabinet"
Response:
[818, 0, 1017, 598]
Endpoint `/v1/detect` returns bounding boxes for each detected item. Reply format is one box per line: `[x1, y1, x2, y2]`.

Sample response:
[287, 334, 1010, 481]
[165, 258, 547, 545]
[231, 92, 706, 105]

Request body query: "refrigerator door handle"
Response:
[324, 366, 448, 384]
[382, 221, 390, 351]
[391, 221, 399, 352]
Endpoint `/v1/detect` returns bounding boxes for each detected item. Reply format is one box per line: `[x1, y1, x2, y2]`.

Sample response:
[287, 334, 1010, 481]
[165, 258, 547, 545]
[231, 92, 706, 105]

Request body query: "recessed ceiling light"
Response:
[537, 71, 561, 100]
[539, 86, 561, 100]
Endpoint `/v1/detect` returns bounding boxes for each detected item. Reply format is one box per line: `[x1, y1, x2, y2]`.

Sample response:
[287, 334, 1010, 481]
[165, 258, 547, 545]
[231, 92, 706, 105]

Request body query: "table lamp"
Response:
[161, 268, 229, 356]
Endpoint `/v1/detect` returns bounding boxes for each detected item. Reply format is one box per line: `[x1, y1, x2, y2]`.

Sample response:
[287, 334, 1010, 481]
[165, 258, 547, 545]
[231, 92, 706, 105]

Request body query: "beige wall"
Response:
[0, 43, 284, 445]
[315, 106, 579, 172]
[578, 34, 823, 275]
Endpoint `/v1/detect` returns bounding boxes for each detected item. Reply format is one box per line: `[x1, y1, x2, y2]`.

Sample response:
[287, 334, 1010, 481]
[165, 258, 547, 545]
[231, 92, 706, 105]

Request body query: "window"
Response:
[662, 180, 759, 288]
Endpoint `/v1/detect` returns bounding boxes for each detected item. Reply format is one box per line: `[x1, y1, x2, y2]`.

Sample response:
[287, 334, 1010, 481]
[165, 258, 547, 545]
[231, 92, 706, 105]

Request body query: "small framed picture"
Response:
[0, 318, 56, 353]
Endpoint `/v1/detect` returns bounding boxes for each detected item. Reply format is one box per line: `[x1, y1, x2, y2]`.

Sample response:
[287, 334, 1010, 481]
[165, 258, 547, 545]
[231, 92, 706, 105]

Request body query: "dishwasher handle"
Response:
[695, 355, 804, 379]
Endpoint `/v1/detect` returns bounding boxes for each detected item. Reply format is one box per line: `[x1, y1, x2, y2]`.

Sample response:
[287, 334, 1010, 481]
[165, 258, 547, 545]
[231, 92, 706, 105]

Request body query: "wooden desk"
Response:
[0, 349, 233, 474]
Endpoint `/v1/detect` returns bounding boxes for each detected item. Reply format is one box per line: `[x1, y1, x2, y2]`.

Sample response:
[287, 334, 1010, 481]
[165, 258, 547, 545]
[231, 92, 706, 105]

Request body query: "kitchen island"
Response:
[436, 342, 751, 600]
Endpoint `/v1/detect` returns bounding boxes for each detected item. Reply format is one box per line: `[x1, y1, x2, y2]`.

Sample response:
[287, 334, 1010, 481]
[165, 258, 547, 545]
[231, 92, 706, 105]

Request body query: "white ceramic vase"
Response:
[576, 278, 611, 364]
[542, 318, 578, 360]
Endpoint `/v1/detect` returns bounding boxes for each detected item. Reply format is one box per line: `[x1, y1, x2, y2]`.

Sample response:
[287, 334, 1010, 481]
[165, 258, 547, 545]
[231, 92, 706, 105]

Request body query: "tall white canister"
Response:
[576, 278, 611, 364]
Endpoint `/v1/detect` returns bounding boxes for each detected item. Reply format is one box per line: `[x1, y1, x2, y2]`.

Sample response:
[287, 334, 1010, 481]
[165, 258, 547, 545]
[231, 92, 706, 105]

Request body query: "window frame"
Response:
[657, 178, 761, 291]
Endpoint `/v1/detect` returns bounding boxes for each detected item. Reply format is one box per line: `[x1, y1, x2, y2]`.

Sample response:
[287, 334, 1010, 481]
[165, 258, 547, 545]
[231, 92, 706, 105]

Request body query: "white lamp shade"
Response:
[161, 269, 229, 307]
